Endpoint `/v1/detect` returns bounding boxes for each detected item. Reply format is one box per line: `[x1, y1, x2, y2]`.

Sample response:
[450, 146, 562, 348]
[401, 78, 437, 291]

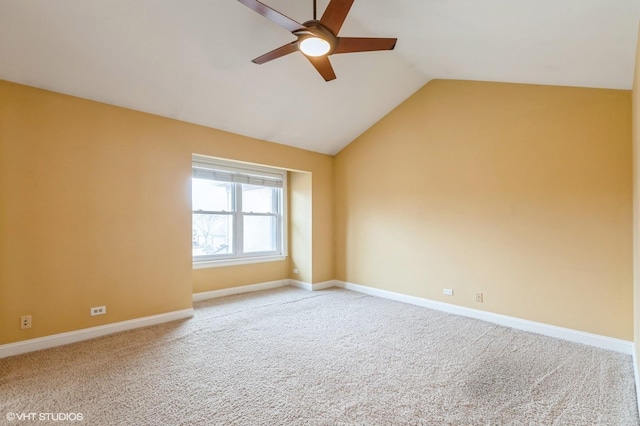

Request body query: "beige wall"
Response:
[334, 79, 633, 340]
[633, 28, 640, 369]
[289, 172, 313, 284]
[0, 80, 333, 344]
[2, 75, 633, 346]
[310, 165, 334, 283]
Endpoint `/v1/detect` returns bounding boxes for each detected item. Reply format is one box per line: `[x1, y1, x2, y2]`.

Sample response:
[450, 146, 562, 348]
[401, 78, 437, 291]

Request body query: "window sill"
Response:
[193, 255, 287, 269]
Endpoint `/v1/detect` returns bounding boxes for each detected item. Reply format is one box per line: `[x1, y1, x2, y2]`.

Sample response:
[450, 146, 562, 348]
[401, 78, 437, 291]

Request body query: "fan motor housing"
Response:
[297, 20, 338, 54]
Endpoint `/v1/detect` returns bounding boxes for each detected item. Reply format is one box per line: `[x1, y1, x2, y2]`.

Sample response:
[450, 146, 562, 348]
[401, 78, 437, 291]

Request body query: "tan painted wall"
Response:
[310, 165, 334, 283]
[2, 76, 632, 345]
[633, 28, 640, 368]
[334, 79, 633, 340]
[192, 261, 289, 294]
[0, 80, 333, 344]
[289, 172, 313, 284]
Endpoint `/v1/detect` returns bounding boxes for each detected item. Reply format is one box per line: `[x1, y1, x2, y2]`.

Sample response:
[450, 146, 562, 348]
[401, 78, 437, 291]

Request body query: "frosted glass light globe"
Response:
[299, 37, 331, 57]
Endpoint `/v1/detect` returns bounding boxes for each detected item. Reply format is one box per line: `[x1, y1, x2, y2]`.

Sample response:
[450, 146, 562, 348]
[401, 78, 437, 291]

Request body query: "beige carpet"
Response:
[1, 287, 638, 425]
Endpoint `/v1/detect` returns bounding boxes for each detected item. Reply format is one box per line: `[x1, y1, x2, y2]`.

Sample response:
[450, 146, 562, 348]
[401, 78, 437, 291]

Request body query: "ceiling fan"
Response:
[237, 0, 397, 81]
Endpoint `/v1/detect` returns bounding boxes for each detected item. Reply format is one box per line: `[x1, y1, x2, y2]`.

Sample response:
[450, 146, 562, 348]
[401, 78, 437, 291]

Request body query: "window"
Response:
[192, 156, 286, 267]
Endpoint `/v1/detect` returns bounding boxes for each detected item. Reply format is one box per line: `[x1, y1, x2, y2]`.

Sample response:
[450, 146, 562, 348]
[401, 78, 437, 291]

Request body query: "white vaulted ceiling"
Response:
[1, 0, 638, 154]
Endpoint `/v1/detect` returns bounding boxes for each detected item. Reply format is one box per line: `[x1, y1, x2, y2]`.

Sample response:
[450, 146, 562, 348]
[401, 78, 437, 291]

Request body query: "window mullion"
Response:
[273, 189, 280, 254]
[234, 183, 243, 256]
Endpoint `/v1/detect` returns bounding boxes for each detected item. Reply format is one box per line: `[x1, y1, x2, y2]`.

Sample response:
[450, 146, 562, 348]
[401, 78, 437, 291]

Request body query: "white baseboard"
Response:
[288, 279, 313, 291]
[0, 308, 194, 359]
[311, 280, 340, 290]
[335, 281, 633, 355]
[8, 280, 629, 359]
[193, 280, 287, 302]
[288, 279, 338, 291]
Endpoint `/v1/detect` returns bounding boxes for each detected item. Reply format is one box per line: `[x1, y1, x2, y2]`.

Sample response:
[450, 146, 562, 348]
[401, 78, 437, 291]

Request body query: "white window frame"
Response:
[192, 155, 287, 269]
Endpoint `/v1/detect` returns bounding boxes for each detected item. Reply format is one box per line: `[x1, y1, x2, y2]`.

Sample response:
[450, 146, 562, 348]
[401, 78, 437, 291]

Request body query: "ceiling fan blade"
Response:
[252, 42, 299, 64]
[305, 56, 337, 81]
[320, 0, 354, 36]
[334, 37, 397, 54]
[237, 0, 306, 33]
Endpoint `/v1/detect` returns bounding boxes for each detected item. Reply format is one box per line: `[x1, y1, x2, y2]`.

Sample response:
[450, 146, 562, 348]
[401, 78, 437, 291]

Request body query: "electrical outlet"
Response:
[443, 289, 453, 296]
[20, 315, 32, 329]
[293, 268, 299, 274]
[91, 306, 106, 316]
[476, 293, 483, 303]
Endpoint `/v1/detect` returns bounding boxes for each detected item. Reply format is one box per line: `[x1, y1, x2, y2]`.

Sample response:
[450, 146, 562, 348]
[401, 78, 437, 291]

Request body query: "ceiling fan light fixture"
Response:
[238, 0, 398, 81]
[299, 37, 331, 57]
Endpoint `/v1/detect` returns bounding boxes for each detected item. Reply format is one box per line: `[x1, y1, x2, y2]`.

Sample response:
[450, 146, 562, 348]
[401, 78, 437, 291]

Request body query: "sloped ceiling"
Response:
[1, 0, 638, 154]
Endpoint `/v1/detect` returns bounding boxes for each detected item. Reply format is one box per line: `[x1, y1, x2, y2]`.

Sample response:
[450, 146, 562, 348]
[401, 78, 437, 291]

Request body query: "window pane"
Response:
[242, 184, 276, 213]
[192, 214, 233, 256]
[192, 178, 233, 212]
[243, 215, 277, 253]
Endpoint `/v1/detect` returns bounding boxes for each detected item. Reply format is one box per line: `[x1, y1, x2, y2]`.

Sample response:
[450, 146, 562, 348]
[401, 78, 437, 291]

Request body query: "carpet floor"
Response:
[1, 286, 638, 425]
